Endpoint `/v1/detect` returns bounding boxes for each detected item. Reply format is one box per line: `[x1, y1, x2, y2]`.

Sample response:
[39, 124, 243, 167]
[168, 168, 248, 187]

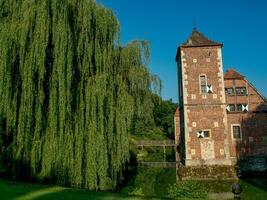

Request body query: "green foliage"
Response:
[128, 187, 144, 196]
[136, 147, 175, 162]
[0, 0, 159, 190]
[131, 95, 177, 140]
[121, 168, 176, 197]
[167, 181, 208, 199]
[133, 127, 166, 141]
[152, 95, 178, 139]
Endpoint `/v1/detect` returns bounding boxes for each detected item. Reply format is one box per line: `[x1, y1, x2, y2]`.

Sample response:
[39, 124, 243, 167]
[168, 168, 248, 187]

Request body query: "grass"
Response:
[239, 178, 267, 200]
[0, 179, 168, 200]
[1, 176, 267, 200]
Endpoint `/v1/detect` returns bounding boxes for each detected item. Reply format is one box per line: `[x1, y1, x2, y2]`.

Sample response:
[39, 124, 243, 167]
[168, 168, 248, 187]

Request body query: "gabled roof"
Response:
[224, 69, 245, 79]
[181, 29, 222, 48]
[224, 68, 266, 102]
[246, 80, 267, 103]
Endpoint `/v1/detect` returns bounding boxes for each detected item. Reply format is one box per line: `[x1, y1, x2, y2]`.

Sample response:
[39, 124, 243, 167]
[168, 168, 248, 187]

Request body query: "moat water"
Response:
[121, 167, 267, 199]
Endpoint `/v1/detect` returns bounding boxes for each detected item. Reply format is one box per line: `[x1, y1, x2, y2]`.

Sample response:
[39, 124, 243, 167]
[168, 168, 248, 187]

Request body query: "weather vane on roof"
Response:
[193, 19, 197, 30]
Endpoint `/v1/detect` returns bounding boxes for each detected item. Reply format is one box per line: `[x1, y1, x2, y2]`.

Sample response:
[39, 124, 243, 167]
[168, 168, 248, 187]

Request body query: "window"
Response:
[236, 104, 243, 112]
[203, 130, 210, 138]
[235, 87, 247, 95]
[197, 130, 211, 138]
[228, 104, 235, 112]
[199, 75, 207, 94]
[232, 125, 242, 140]
[227, 104, 248, 112]
[225, 88, 234, 95]
[258, 104, 267, 113]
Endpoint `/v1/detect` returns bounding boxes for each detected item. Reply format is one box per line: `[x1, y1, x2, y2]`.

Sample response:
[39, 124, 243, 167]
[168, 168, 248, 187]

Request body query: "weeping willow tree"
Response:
[0, 0, 160, 190]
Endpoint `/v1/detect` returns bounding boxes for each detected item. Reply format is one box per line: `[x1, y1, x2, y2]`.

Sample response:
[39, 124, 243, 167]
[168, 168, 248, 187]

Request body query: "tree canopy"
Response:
[0, 0, 159, 190]
[131, 94, 178, 140]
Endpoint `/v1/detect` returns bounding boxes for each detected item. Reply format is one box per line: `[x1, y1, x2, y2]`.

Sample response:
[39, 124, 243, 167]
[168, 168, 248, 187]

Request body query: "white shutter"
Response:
[226, 105, 231, 112]
[197, 131, 204, 138]
[242, 104, 248, 112]
[206, 85, 213, 93]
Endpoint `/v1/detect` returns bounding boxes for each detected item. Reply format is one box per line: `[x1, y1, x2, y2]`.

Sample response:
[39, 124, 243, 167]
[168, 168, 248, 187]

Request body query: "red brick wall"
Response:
[176, 44, 267, 166]
[224, 78, 267, 158]
[178, 46, 231, 165]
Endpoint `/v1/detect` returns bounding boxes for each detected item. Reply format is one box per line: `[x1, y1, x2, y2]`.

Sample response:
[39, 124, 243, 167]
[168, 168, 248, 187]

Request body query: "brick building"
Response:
[175, 29, 267, 168]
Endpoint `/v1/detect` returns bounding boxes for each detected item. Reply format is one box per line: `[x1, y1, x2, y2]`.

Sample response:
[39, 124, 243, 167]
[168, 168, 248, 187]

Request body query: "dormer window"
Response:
[225, 88, 234, 95]
[199, 75, 207, 94]
[235, 87, 247, 95]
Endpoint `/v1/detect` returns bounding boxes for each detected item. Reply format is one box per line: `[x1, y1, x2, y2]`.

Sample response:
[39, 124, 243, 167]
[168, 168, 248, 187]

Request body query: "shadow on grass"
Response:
[0, 179, 168, 200]
[240, 178, 267, 192]
[239, 178, 267, 200]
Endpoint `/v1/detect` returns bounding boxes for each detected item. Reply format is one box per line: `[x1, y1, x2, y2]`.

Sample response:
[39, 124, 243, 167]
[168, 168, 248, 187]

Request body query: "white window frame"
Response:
[225, 87, 234, 96]
[231, 124, 242, 141]
[203, 129, 211, 139]
[198, 129, 211, 139]
[235, 87, 247, 96]
[199, 74, 207, 94]
[227, 104, 236, 112]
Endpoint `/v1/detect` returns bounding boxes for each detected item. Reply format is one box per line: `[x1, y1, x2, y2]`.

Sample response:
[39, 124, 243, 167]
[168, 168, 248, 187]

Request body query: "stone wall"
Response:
[177, 164, 238, 180]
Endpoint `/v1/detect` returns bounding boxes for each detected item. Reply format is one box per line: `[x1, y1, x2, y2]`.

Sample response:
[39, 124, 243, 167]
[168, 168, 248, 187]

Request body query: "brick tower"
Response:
[176, 29, 233, 166]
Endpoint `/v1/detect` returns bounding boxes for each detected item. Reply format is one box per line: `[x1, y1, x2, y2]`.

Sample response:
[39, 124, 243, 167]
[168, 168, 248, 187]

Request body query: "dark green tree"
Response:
[152, 95, 178, 139]
[0, 0, 159, 190]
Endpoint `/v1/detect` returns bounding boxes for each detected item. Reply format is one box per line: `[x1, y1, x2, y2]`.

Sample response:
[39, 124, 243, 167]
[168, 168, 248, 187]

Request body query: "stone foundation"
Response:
[177, 164, 238, 180]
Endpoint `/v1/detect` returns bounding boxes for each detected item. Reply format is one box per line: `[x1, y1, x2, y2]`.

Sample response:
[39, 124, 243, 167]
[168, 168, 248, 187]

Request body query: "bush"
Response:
[129, 187, 144, 196]
[121, 168, 176, 197]
[0, 155, 3, 173]
[168, 181, 208, 199]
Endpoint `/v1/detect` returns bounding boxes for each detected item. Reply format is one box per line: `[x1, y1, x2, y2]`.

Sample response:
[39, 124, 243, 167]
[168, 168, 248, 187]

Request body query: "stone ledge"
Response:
[208, 192, 234, 200]
[177, 164, 238, 180]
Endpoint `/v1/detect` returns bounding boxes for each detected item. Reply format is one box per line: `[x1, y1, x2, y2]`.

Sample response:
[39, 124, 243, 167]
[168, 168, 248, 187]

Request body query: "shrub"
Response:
[129, 187, 144, 196]
[168, 181, 208, 199]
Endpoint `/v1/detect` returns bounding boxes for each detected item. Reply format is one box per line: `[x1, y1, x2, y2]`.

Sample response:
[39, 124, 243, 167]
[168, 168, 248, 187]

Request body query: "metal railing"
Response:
[136, 140, 177, 147]
[139, 161, 179, 168]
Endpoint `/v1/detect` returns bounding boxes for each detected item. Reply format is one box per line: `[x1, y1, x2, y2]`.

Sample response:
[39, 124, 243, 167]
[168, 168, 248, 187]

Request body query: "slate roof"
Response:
[224, 69, 245, 79]
[181, 29, 222, 47]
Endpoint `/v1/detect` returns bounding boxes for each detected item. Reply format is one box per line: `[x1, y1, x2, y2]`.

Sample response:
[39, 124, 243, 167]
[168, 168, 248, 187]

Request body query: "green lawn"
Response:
[0, 179, 168, 200]
[1, 177, 267, 200]
[239, 178, 267, 200]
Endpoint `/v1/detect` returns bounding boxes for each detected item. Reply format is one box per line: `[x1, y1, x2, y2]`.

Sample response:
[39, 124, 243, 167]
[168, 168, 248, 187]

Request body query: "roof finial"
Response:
[193, 19, 197, 31]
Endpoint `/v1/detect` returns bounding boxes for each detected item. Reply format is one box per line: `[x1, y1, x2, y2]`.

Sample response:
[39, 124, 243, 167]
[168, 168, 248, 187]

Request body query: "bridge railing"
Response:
[138, 161, 179, 168]
[136, 140, 177, 147]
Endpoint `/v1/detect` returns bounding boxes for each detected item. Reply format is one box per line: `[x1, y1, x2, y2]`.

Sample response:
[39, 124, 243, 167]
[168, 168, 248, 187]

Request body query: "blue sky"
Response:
[97, 0, 267, 102]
